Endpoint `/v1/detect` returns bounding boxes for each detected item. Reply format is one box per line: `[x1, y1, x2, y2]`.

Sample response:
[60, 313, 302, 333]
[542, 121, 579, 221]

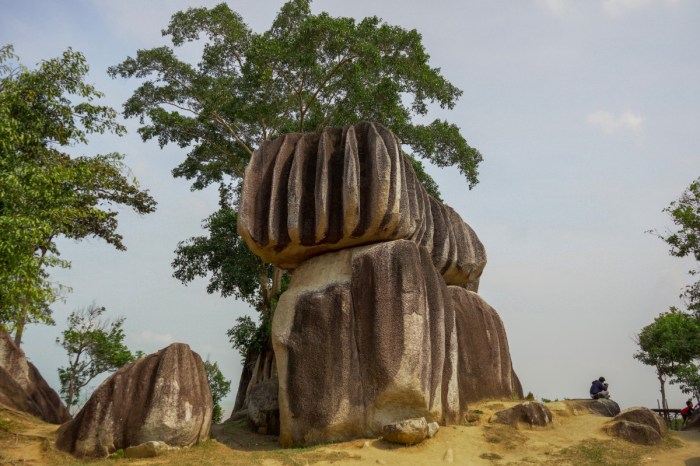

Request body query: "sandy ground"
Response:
[3, 400, 700, 465]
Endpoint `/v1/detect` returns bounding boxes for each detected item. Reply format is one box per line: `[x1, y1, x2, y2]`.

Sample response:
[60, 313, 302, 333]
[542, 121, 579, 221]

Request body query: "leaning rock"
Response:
[451, 288, 523, 408]
[490, 402, 553, 427]
[247, 377, 280, 435]
[56, 343, 212, 458]
[561, 399, 620, 417]
[238, 122, 486, 290]
[604, 420, 662, 445]
[124, 441, 174, 459]
[382, 417, 429, 445]
[0, 331, 70, 424]
[273, 240, 460, 446]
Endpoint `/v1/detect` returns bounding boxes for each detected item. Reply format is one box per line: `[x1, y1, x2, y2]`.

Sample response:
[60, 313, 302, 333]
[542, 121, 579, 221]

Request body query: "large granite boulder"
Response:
[273, 239, 521, 446]
[238, 122, 486, 290]
[0, 331, 70, 424]
[55, 343, 212, 458]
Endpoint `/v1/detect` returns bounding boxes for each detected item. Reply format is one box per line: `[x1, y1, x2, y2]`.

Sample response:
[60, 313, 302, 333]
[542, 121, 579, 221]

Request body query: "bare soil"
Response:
[2, 401, 700, 465]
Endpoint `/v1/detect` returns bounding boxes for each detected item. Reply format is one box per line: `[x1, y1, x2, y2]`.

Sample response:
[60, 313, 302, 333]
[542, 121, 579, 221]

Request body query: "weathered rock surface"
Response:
[55, 343, 212, 458]
[382, 417, 429, 445]
[273, 240, 461, 446]
[273, 239, 521, 446]
[561, 399, 621, 417]
[0, 331, 70, 424]
[247, 377, 280, 435]
[238, 122, 486, 290]
[613, 407, 667, 437]
[451, 288, 523, 408]
[489, 402, 553, 428]
[124, 441, 174, 459]
[604, 420, 662, 445]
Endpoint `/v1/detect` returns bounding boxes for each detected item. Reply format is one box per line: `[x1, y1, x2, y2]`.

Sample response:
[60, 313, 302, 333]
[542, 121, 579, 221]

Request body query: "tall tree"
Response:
[56, 304, 138, 410]
[204, 360, 232, 423]
[0, 45, 157, 346]
[110, 0, 483, 407]
[634, 309, 700, 421]
[653, 177, 700, 313]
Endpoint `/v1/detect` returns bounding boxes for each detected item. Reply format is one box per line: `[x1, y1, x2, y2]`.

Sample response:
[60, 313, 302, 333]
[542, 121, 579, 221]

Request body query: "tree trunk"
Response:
[13, 311, 26, 348]
[658, 371, 670, 426]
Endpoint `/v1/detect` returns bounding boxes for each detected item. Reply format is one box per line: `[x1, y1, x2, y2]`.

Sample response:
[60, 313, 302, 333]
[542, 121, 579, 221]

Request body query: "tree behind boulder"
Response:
[55, 343, 212, 458]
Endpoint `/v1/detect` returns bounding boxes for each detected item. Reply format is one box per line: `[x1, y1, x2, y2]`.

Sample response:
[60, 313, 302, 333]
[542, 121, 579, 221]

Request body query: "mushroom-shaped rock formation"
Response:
[0, 331, 71, 424]
[55, 343, 212, 458]
[238, 121, 486, 290]
[238, 122, 522, 447]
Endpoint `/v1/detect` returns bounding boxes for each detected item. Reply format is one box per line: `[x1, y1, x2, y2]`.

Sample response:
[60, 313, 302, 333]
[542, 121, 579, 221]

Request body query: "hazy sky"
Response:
[2, 0, 699, 414]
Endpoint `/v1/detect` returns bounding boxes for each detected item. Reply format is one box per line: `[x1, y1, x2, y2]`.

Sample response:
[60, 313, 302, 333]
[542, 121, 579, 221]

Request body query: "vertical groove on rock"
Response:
[342, 125, 361, 238]
[268, 134, 299, 252]
[314, 130, 332, 243]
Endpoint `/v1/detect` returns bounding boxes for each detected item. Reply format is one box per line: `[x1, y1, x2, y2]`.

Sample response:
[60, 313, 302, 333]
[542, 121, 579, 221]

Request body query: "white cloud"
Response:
[602, 0, 682, 17]
[536, 0, 576, 16]
[134, 330, 175, 346]
[587, 110, 645, 134]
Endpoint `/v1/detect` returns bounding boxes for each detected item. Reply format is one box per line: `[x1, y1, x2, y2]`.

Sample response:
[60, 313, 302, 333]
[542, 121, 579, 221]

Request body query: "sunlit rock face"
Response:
[55, 343, 212, 458]
[0, 331, 71, 424]
[238, 121, 486, 290]
[238, 122, 522, 447]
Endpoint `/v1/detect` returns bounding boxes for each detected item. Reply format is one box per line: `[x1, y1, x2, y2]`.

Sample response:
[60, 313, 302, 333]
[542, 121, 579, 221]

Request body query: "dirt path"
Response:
[3, 401, 700, 465]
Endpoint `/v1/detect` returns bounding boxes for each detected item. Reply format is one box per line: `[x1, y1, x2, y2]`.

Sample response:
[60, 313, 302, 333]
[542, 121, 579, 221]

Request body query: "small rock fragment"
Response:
[124, 441, 173, 459]
[382, 417, 428, 445]
[427, 421, 439, 438]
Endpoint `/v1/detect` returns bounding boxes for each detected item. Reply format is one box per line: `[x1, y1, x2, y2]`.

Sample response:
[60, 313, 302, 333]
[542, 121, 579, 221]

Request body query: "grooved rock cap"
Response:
[238, 122, 486, 289]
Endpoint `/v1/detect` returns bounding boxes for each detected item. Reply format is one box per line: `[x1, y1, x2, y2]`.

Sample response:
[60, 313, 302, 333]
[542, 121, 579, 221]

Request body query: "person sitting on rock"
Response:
[590, 376, 610, 399]
[681, 399, 695, 425]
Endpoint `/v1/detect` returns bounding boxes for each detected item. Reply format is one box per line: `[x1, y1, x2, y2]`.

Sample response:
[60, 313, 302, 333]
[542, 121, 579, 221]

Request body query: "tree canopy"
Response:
[634, 309, 700, 414]
[0, 45, 156, 345]
[655, 177, 700, 313]
[110, 0, 483, 399]
[56, 304, 139, 410]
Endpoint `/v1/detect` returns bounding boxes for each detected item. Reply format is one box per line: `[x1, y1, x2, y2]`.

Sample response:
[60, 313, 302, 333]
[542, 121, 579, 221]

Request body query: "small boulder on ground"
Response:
[604, 420, 662, 445]
[124, 441, 174, 459]
[247, 377, 280, 435]
[561, 399, 621, 417]
[613, 407, 667, 436]
[56, 343, 212, 458]
[489, 402, 553, 427]
[382, 417, 429, 445]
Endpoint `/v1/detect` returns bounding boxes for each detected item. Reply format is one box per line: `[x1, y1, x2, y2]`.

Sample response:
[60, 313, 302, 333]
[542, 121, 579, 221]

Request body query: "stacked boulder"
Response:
[239, 122, 522, 446]
[0, 331, 70, 424]
[56, 343, 212, 458]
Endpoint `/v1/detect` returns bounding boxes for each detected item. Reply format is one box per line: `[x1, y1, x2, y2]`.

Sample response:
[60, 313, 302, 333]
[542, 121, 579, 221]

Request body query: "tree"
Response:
[670, 363, 700, 405]
[110, 0, 483, 405]
[56, 304, 138, 410]
[0, 45, 157, 346]
[654, 177, 700, 314]
[204, 360, 232, 423]
[634, 309, 700, 421]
